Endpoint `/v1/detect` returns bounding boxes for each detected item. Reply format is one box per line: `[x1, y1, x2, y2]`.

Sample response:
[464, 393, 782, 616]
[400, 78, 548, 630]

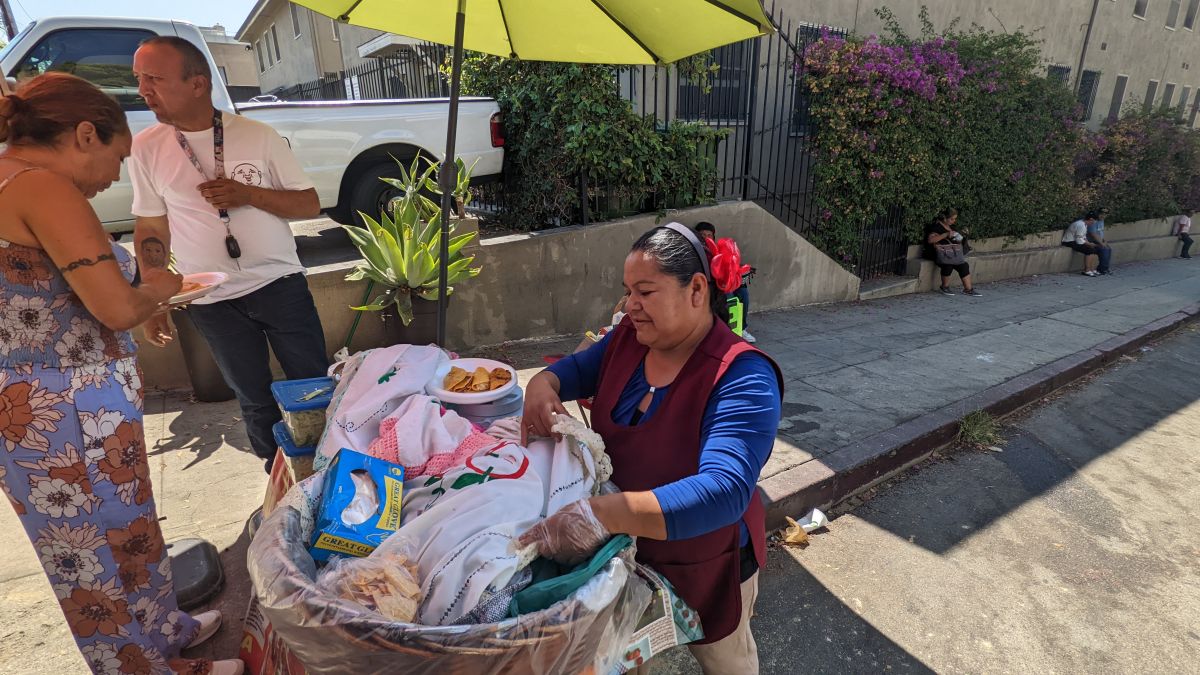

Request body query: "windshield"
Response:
[0, 21, 35, 64]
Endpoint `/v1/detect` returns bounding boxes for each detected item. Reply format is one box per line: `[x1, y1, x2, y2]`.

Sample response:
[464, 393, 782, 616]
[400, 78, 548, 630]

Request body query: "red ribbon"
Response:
[704, 237, 751, 294]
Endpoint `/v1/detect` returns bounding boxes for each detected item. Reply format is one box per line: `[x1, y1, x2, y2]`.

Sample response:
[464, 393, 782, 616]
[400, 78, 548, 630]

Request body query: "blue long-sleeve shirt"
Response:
[548, 333, 781, 546]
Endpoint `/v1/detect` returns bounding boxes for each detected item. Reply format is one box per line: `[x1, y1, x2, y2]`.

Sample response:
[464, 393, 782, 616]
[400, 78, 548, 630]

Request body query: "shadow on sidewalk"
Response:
[653, 547, 935, 674]
[148, 395, 257, 471]
[850, 325, 1200, 555]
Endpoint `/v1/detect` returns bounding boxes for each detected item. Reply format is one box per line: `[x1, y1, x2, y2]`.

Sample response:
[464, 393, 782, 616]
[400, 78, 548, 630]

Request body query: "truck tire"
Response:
[348, 159, 416, 226]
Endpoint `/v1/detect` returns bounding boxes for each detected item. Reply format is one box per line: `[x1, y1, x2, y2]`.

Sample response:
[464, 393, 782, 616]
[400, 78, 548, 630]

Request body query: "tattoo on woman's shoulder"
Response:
[59, 253, 117, 274]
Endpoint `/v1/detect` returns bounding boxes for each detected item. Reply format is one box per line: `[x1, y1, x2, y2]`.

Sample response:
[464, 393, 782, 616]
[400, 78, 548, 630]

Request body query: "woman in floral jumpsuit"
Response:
[0, 74, 241, 673]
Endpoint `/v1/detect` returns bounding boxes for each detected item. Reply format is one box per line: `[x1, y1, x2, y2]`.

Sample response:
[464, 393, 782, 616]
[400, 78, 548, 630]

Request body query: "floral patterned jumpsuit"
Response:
[0, 167, 211, 674]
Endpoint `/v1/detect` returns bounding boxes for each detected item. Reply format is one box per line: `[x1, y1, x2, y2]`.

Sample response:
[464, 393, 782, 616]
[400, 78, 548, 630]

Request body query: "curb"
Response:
[758, 302, 1200, 530]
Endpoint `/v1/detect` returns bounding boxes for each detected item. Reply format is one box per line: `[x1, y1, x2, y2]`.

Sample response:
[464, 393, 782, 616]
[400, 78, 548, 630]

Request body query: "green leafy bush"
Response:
[1076, 110, 1200, 223]
[460, 56, 725, 230]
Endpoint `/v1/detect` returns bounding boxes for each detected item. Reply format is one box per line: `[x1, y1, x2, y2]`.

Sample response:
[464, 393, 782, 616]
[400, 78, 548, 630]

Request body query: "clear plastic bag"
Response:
[248, 493, 652, 675]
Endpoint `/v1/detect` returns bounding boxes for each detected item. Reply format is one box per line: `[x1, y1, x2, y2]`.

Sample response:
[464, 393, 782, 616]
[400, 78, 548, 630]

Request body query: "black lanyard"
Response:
[175, 110, 241, 260]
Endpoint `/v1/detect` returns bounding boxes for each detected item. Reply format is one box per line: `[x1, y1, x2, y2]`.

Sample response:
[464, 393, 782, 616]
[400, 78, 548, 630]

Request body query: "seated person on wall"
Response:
[1061, 212, 1108, 277]
[1175, 210, 1194, 259]
[923, 207, 982, 296]
[694, 221, 757, 343]
[1086, 207, 1114, 275]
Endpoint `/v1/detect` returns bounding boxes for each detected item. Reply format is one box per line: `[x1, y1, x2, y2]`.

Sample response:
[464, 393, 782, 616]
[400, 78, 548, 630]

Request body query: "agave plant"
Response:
[343, 156, 482, 325]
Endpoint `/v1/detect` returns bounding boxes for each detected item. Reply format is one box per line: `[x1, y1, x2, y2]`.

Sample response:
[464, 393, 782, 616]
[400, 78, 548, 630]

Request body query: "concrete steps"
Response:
[857, 276, 921, 301]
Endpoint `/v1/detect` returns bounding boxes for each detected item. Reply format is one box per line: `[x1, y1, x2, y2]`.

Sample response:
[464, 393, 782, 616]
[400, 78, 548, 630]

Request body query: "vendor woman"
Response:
[519, 223, 782, 673]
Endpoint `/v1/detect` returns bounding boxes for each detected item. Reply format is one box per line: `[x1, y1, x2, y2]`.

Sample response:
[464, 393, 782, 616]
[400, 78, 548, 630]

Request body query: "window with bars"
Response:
[1108, 74, 1129, 121]
[1077, 70, 1101, 119]
[1187, 0, 1200, 28]
[1162, 82, 1176, 110]
[1167, 0, 1183, 26]
[1134, 0, 1150, 18]
[1047, 65, 1071, 85]
[1145, 79, 1160, 111]
[677, 41, 751, 123]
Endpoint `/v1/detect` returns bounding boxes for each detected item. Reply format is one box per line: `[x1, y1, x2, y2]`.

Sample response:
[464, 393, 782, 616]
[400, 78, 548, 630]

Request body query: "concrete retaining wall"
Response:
[138, 201, 859, 389]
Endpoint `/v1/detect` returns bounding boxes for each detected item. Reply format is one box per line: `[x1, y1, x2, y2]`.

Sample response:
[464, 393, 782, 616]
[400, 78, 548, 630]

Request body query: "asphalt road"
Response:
[654, 322, 1200, 674]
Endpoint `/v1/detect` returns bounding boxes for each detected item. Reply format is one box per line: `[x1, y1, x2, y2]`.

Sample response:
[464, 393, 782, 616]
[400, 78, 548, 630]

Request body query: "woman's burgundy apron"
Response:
[591, 318, 782, 643]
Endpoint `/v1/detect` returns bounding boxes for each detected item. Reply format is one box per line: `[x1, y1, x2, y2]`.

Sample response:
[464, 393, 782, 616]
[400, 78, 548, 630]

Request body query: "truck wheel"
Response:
[348, 161, 408, 226]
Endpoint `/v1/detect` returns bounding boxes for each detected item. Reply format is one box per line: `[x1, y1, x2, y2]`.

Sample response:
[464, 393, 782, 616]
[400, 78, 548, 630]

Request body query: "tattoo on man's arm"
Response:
[59, 253, 117, 274]
[140, 237, 168, 268]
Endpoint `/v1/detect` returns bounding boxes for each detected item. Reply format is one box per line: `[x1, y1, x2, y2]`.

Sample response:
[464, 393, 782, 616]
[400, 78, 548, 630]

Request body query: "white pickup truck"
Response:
[0, 16, 504, 233]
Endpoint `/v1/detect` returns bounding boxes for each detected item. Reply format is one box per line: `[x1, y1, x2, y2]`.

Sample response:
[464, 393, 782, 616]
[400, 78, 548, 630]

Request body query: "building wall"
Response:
[239, 0, 346, 93]
[778, 0, 1200, 128]
[336, 25, 394, 72]
[207, 42, 259, 89]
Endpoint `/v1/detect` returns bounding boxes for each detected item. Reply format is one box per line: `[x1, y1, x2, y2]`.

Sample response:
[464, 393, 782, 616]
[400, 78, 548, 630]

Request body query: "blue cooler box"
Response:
[270, 377, 334, 447]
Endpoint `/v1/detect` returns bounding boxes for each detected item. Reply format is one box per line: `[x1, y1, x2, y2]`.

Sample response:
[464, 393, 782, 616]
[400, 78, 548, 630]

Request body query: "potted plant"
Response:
[343, 156, 482, 345]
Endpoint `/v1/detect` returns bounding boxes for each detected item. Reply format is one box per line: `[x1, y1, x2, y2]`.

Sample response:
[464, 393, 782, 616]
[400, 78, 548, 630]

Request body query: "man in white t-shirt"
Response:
[1061, 212, 1106, 277]
[1175, 210, 1193, 259]
[130, 36, 328, 469]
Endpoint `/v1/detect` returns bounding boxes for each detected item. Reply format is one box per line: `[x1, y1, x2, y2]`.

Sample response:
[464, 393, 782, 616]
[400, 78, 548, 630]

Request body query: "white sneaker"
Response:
[1083, 270, 1100, 277]
[211, 660, 245, 675]
[742, 330, 757, 344]
[187, 610, 222, 649]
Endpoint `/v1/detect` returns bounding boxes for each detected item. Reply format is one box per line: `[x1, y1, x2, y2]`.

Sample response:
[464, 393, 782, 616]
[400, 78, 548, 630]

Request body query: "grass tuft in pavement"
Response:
[958, 410, 1003, 448]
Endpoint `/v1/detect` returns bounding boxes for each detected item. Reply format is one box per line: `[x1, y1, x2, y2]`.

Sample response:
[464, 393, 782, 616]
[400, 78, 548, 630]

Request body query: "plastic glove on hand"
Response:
[517, 499, 610, 567]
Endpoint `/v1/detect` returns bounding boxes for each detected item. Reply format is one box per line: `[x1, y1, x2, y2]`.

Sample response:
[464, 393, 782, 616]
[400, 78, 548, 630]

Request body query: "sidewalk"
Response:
[1, 257, 1198, 673]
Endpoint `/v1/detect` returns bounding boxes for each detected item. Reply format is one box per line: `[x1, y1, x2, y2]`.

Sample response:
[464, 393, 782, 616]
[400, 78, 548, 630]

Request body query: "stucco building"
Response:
[235, 0, 428, 96]
[198, 24, 260, 102]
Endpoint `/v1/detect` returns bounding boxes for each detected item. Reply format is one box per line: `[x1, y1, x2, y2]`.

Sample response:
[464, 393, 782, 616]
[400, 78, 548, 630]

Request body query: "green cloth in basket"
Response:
[509, 535, 634, 617]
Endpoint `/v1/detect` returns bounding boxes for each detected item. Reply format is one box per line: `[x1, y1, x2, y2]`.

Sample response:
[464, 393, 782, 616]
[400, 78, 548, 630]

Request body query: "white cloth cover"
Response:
[314, 344, 448, 471]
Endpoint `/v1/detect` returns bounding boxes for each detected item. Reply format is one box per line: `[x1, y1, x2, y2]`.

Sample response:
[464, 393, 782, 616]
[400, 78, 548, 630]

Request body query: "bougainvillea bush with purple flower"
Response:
[1076, 110, 1200, 224]
[802, 8, 1088, 264]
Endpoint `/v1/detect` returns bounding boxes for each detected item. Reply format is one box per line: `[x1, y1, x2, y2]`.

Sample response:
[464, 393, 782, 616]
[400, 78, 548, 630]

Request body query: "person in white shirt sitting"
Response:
[1175, 211, 1193, 259]
[1061, 212, 1107, 277]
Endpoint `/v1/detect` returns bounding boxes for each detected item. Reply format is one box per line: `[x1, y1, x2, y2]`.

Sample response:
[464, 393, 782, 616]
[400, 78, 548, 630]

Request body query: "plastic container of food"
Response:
[272, 421, 317, 482]
[444, 387, 524, 429]
[270, 377, 334, 448]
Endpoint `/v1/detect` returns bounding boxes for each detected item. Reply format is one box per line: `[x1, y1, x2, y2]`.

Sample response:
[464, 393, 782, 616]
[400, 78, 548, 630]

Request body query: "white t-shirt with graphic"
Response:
[129, 112, 312, 303]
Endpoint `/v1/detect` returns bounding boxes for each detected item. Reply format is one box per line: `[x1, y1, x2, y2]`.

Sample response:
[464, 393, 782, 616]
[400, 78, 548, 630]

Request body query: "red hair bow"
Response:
[704, 237, 751, 294]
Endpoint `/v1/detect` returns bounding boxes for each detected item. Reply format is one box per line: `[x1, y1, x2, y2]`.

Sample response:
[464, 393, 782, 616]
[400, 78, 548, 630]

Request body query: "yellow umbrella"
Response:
[293, 0, 775, 344]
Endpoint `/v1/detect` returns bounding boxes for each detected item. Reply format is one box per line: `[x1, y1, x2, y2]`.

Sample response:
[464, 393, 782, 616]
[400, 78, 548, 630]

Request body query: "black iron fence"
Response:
[271, 46, 451, 102]
[616, 15, 841, 236]
[857, 205, 911, 279]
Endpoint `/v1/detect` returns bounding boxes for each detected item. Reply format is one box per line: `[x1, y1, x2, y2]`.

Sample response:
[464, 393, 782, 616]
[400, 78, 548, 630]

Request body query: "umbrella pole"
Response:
[437, 0, 468, 347]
